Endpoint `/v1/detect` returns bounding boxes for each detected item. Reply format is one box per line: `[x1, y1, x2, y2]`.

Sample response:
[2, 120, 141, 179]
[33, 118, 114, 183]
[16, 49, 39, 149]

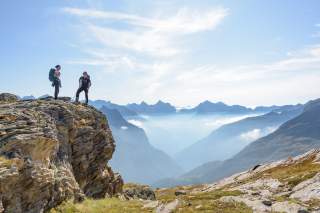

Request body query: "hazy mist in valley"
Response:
[128, 113, 260, 156]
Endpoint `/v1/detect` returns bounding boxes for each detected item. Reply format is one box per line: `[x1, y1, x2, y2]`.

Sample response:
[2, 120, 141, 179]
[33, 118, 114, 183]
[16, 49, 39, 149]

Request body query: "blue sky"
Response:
[1, 0, 320, 107]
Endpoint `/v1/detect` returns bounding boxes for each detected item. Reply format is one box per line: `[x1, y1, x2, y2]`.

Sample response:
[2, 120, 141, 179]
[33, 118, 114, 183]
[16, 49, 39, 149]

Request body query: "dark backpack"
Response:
[49, 68, 55, 82]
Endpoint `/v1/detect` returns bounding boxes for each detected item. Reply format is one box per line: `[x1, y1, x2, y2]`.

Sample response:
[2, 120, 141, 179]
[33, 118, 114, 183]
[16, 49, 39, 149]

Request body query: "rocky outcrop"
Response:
[0, 93, 19, 102]
[0, 94, 123, 212]
[123, 184, 156, 201]
[197, 149, 320, 212]
[151, 149, 320, 212]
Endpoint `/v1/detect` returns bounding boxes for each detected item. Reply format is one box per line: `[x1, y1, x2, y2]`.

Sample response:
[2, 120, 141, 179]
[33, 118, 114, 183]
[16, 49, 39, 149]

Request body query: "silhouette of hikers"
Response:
[75, 71, 91, 104]
[49, 65, 62, 99]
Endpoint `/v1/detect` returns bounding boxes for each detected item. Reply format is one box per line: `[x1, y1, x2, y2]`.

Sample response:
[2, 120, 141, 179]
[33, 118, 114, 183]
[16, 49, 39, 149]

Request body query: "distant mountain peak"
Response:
[140, 101, 148, 106]
[21, 95, 36, 100]
[201, 100, 213, 104]
[127, 100, 176, 114]
[303, 98, 320, 112]
[156, 100, 165, 104]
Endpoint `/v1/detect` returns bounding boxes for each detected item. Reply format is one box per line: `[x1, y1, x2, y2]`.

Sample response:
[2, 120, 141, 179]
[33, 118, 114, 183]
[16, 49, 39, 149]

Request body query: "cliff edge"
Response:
[0, 93, 123, 212]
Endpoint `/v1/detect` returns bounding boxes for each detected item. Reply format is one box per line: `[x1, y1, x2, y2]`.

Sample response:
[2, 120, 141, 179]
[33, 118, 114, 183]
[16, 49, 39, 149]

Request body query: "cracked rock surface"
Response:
[0, 95, 123, 213]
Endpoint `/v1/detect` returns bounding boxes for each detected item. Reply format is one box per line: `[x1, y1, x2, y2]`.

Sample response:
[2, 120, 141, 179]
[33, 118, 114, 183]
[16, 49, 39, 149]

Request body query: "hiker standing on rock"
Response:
[75, 71, 91, 104]
[49, 65, 62, 100]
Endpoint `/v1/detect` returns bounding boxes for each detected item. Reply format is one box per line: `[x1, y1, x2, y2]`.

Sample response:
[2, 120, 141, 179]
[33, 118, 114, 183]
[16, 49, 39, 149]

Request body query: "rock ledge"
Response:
[0, 94, 123, 212]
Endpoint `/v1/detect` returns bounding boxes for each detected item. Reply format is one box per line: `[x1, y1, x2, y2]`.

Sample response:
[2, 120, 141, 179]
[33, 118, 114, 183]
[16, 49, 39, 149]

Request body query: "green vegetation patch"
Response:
[180, 189, 245, 211]
[234, 154, 320, 189]
[155, 184, 204, 203]
[0, 156, 15, 168]
[157, 187, 250, 212]
[273, 195, 300, 204]
[50, 198, 153, 213]
[175, 200, 252, 213]
[123, 183, 149, 190]
[186, 190, 244, 202]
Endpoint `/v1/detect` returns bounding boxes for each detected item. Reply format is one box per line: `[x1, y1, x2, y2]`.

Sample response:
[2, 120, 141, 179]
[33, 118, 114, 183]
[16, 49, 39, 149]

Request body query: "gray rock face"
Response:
[0, 93, 19, 102]
[199, 150, 320, 213]
[0, 95, 123, 212]
[290, 173, 320, 202]
[124, 184, 156, 201]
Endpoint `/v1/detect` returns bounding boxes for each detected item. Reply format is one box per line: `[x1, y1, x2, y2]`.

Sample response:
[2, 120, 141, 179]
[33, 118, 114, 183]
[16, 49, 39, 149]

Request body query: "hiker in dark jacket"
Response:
[49, 65, 62, 100]
[75, 71, 91, 104]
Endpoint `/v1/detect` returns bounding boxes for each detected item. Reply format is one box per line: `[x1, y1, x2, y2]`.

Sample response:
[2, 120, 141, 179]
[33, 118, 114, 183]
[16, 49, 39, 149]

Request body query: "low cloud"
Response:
[128, 119, 143, 128]
[121, 126, 128, 130]
[240, 129, 262, 142]
[204, 114, 257, 128]
[240, 126, 278, 142]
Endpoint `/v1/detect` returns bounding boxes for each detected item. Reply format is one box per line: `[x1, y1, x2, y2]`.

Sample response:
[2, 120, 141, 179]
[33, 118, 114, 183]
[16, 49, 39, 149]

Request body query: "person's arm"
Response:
[88, 78, 92, 88]
[79, 77, 82, 88]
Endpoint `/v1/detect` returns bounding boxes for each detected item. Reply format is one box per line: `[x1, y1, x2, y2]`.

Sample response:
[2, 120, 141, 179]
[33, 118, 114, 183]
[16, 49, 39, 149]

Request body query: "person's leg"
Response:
[75, 87, 83, 102]
[54, 83, 59, 99]
[84, 88, 89, 104]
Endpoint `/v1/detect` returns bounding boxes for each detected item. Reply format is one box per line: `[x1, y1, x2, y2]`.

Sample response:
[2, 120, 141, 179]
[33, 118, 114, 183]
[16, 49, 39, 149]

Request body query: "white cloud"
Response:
[128, 119, 143, 127]
[62, 7, 228, 58]
[121, 126, 128, 130]
[87, 24, 180, 57]
[61, 6, 230, 102]
[66, 54, 143, 72]
[240, 126, 278, 142]
[204, 114, 258, 128]
[62, 7, 228, 34]
[61, 4, 320, 107]
[174, 44, 320, 90]
[240, 129, 262, 142]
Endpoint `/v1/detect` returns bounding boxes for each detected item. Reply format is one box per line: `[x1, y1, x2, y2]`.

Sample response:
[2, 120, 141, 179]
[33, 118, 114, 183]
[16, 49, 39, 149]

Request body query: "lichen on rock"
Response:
[0, 94, 123, 212]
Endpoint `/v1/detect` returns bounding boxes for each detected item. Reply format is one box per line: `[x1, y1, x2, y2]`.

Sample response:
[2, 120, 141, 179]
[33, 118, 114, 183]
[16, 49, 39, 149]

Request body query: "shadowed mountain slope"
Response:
[100, 106, 183, 184]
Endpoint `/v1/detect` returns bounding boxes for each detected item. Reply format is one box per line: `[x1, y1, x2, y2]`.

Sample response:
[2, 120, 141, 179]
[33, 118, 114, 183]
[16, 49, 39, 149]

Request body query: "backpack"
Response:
[80, 75, 91, 88]
[49, 68, 55, 82]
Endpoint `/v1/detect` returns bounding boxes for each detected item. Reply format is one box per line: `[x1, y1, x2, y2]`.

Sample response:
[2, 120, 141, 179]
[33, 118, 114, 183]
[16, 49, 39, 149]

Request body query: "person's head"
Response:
[83, 71, 88, 77]
[55, 65, 61, 71]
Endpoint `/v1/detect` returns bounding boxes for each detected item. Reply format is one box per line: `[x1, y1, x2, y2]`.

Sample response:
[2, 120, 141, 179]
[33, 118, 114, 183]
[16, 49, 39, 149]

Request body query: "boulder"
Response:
[0, 93, 19, 102]
[0, 95, 123, 212]
[124, 184, 156, 200]
[262, 200, 272, 206]
[175, 190, 187, 196]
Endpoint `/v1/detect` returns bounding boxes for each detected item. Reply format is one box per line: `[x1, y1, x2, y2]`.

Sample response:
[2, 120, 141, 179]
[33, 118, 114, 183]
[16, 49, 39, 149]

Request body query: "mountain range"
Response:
[179, 101, 253, 114]
[174, 104, 304, 170]
[126, 100, 177, 114]
[89, 100, 138, 117]
[155, 99, 320, 187]
[20, 94, 302, 117]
